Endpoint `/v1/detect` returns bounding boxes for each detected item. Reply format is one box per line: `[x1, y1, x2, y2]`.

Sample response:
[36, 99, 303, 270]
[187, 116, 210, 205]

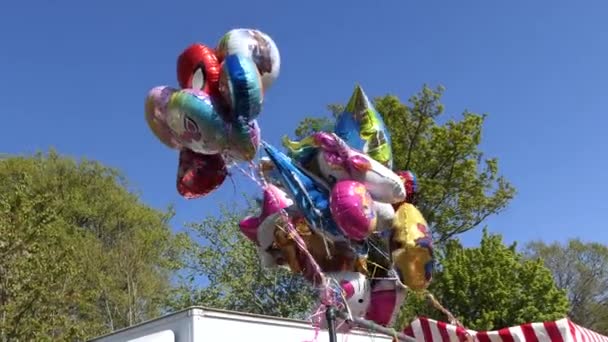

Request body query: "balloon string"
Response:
[233, 163, 265, 189]
[240, 160, 335, 303]
[425, 291, 464, 328]
[236, 158, 347, 337]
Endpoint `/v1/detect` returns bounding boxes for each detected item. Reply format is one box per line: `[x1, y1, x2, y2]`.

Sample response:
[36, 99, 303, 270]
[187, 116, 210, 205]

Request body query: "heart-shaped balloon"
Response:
[177, 148, 227, 199]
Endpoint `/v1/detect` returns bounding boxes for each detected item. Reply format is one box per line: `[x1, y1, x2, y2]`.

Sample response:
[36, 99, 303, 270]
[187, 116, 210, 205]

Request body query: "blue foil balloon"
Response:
[219, 54, 264, 122]
[261, 142, 344, 240]
[334, 85, 393, 168]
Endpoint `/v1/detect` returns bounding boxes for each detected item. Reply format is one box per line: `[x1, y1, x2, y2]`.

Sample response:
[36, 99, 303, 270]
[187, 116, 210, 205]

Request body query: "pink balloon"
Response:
[329, 180, 377, 241]
[238, 184, 293, 244]
[145, 86, 182, 149]
[365, 280, 406, 327]
[366, 290, 397, 326]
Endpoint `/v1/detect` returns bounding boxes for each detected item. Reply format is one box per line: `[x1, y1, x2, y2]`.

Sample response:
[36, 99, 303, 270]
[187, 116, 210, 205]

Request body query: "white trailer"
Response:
[89, 306, 393, 342]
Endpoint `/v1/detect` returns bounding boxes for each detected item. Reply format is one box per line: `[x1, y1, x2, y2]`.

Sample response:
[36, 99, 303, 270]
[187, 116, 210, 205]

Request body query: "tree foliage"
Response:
[171, 206, 316, 319]
[399, 229, 569, 330]
[524, 239, 608, 333]
[0, 151, 188, 340]
[294, 85, 516, 243]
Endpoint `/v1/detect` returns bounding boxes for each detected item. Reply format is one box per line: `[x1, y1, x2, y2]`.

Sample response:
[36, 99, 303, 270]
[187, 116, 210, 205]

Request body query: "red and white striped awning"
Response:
[402, 317, 608, 342]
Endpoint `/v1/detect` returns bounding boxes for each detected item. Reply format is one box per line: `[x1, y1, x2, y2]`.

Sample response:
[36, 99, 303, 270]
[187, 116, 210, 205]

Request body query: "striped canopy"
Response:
[402, 317, 608, 342]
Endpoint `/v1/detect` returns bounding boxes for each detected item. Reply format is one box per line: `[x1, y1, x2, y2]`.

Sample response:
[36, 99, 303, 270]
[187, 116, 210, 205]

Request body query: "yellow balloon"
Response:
[391, 203, 434, 291]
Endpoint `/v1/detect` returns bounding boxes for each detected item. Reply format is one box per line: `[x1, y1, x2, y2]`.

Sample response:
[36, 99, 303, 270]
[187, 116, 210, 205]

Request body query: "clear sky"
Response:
[0, 0, 606, 248]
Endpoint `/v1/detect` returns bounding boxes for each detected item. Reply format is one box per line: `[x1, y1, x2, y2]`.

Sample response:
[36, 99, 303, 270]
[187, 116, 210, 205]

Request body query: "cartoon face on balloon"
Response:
[317, 271, 371, 333]
[330, 180, 377, 241]
[333, 272, 371, 318]
[165, 89, 227, 155]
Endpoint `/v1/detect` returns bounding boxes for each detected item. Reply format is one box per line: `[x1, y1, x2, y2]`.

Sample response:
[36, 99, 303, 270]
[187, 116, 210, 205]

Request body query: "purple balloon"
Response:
[329, 180, 377, 241]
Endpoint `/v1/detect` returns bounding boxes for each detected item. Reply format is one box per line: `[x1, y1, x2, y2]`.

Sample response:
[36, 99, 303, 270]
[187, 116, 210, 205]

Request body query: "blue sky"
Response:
[0, 0, 606, 248]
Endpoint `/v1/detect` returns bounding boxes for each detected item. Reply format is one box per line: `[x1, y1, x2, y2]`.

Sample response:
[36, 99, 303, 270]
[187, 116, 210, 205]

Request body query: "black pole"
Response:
[325, 306, 338, 342]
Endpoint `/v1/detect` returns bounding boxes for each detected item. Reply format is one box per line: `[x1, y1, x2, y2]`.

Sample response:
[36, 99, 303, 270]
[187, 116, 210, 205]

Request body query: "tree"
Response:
[0, 151, 188, 340]
[524, 239, 608, 333]
[398, 229, 569, 330]
[170, 206, 316, 319]
[293, 85, 516, 243]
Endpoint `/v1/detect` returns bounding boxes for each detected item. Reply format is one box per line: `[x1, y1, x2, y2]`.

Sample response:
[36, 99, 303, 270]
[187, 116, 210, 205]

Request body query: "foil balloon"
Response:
[177, 43, 221, 95]
[258, 212, 319, 277]
[216, 28, 281, 91]
[285, 132, 405, 203]
[329, 180, 377, 241]
[393, 170, 418, 210]
[259, 157, 285, 188]
[365, 279, 407, 327]
[219, 54, 264, 122]
[144, 86, 182, 149]
[239, 184, 293, 243]
[262, 142, 343, 240]
[391, 203, 434, 291]
[255, 212, 290, 269]
[316, 147, 405, 204]
[334, 85, 393, 168]
[176, 149, 227, 199]
[317, 272, 371, 333]
[166, 89, 227, 154]
[373, 201, 396, 232]
[226, 119, 261, 162]
[255, 211, 367, 279]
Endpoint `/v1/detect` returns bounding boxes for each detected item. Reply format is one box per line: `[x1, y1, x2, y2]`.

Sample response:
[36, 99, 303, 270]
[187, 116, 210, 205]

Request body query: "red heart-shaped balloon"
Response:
[176, 149, 227, 199]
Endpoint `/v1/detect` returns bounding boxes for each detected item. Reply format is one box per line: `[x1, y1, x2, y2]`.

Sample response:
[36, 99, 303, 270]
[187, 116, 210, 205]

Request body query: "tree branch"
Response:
[404, 104, 427, 170]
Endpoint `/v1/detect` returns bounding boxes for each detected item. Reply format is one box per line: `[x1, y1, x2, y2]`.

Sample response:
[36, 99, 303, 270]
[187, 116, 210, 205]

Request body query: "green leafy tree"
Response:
[293, 85, 516, 243]
[398, 229, 569, 330]
[171, 206, 316, 319]
[0, 151, 188, 340]
[524, 239, 608, 333]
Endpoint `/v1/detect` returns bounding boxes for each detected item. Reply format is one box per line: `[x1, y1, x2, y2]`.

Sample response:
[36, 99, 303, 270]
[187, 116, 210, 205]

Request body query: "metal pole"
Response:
[325, 306, 338, 342]
[335, 310, 417, 342]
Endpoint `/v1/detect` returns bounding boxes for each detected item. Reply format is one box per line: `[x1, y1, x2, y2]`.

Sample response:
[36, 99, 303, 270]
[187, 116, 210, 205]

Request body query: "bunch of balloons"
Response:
[239, 86, 433, 331]
[144, 28, 434, 333]
[144, 28, 280, 198]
